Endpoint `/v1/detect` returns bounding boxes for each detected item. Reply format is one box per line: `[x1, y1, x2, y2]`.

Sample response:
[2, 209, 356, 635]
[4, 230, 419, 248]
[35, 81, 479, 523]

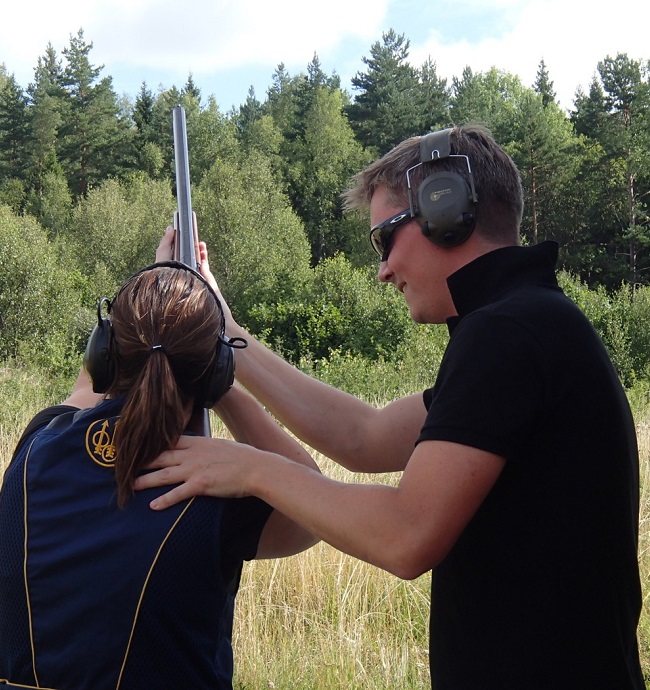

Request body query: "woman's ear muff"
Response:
[199, 336, 247, 409]
[83, 297, 115, 394]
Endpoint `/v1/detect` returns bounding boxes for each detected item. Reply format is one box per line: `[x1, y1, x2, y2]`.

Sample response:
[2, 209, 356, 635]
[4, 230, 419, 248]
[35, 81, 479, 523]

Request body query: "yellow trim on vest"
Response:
[22, 438, 40, 688]
[115, 496, 196, 690]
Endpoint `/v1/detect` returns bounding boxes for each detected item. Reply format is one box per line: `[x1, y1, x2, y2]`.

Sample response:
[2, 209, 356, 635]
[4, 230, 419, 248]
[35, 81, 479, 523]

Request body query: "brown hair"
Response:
[343, 124, 524, 245]
[106, 266, 223, 506]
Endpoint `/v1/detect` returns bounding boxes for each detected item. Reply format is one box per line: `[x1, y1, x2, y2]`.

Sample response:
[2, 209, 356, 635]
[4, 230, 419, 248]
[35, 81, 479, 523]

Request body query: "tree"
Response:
[0, 63, 8, 91]
[509, 89, 576, 245]
[58, 29, 132, 195]
[26, 43, 67, 214]
[417, 57, 450, 132]
[69, 177, 176, 289]
[450, 66, 525, 143]
[597, 54, 650, 285]
[0, 205, 85, 373]
[188, 96, 239, 185]
[286, 86, 370, 263]
[0, 75, 30, 185]
[533, 59, 557, 108]
[346, 30, 423, 153]
[570, 54, 650, 287]
[182, 73, 201, 103]
[131, 82, 165, 177]
[234, 86, 264, 144]
[265, 63, 300, 137]
[194, 149, 311, 320]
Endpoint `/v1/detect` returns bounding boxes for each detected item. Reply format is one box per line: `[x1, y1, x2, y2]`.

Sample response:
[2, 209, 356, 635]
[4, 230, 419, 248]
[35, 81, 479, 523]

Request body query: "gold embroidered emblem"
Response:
[86, 418, 120, 467]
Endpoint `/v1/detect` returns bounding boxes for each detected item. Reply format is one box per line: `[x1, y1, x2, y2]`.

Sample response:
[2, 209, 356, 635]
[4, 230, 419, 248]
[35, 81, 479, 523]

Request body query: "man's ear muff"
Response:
[407, 128, 478, 248]
[83, 297, 115, 394]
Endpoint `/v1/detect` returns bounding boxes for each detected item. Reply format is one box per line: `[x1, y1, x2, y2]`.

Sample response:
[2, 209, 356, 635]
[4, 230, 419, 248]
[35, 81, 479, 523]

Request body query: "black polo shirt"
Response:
[418, 242, 643, 688]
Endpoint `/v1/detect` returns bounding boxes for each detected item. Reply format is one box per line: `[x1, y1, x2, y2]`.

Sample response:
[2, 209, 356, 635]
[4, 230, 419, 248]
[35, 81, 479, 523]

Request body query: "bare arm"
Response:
[213, 383, 320, 559]
[196, 241, 427, 473]
[135, 437, 505, 579]
[154, 229, 427, 473]
[61, 368, 104, 409]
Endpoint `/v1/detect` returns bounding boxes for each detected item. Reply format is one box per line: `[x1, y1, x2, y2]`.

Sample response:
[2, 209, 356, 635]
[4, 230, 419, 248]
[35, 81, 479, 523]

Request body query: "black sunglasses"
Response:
[369, 209, 414, 261]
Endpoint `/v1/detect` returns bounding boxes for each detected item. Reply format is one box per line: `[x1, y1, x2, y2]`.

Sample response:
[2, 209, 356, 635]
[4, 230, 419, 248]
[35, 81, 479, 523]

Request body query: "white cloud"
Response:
[2, 0, 386, 87]
[408, 0, 650, 111]
[1, 0, 648, 111]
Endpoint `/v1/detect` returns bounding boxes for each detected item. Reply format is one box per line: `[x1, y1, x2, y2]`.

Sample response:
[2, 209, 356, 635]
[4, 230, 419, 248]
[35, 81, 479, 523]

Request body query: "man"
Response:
[138, 125, 644, 688]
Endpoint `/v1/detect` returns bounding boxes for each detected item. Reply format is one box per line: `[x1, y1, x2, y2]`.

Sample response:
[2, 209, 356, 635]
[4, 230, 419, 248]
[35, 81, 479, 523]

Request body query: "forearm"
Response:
[227, 323, 399, 471]
[245, 453, 433, 579]
[214, 383, 318, 472]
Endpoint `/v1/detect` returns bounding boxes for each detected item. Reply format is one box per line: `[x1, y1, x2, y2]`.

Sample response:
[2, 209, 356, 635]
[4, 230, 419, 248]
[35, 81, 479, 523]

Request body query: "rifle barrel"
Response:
[172, 105, 197, 268]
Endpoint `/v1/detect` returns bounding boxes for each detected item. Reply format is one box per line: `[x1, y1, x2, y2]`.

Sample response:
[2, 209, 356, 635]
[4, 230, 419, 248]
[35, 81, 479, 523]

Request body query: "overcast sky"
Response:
[2, 0, 648, 114]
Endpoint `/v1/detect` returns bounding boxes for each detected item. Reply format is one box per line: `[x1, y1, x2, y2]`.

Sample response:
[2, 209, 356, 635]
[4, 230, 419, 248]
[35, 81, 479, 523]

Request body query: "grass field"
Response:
[1, 366, 650, 688]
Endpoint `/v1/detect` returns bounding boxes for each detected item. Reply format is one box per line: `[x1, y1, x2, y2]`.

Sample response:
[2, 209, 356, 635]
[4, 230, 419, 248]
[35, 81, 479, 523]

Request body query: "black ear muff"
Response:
[83, 297, 115, 394]
[200, 336, 247, 409]
[407, 128, 478, 248]
[417, 170, 476, 247]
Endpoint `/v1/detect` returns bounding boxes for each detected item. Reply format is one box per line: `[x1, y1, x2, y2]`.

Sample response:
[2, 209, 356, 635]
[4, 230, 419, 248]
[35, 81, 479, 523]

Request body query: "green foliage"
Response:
[68, 176, 175, 291]
[0, 205, 86, 375]
[248, 254, 413, 364]
[300, 322, 449, 401]
[27, 164, 73, 236]
[557, 271, 650, 386]
[57, 30, 133, 196]
[0, 74, 30, 185]
[347, 30, 434, 154]
[194, 148, 312, 319]
[285, 86, 371, 262]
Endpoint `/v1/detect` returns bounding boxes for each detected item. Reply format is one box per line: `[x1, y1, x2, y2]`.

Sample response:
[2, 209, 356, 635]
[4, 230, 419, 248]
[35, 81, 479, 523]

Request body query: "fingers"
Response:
[133, 466, 179, 490]
[199, 243, 221, 295]
[156, 226, 175, 262]
[192, 212, 200, 268]
[150, 485, 194, 510]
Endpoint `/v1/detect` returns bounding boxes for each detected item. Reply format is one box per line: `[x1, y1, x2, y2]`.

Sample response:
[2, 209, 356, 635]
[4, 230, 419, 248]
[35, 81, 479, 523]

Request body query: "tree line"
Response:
[1, 29, 650, 392]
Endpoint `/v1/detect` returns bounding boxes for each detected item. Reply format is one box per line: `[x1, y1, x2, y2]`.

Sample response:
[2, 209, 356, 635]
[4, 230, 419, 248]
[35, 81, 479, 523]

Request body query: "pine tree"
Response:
[346, 30, 422, 153]
[58, 29, 131, 195]
[533, 59, 557, 108]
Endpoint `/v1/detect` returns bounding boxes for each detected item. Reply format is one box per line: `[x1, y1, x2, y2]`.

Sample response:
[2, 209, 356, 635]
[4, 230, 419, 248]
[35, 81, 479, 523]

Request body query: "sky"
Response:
[1, 0, 649, 114]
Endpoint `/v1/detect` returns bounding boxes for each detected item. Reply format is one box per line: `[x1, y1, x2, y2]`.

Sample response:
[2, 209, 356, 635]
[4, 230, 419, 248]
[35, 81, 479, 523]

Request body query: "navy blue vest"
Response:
[0, 399, 268, 689]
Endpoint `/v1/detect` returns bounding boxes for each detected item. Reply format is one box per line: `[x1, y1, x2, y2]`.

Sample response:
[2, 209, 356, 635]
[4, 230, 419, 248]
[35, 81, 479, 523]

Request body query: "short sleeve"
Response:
[417, 311, 545, 461]
[219, 496, 274, 590]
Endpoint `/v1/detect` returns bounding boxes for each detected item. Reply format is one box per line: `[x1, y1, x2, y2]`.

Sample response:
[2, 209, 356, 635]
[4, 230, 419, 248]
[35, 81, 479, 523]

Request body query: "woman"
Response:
[0, 246, 318, 689]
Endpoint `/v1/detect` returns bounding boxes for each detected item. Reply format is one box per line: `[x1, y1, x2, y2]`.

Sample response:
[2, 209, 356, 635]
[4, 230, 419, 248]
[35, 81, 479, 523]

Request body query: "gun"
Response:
[172, 105, 199, 269]
[172, 105, 211, 436]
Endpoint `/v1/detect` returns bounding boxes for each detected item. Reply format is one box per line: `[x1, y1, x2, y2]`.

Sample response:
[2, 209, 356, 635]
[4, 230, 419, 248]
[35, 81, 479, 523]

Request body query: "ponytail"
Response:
[105, 267, 222, 507]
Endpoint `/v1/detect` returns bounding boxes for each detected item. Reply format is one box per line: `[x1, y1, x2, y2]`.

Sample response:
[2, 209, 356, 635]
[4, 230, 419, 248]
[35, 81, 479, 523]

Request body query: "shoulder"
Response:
[11, 404, 80, 462]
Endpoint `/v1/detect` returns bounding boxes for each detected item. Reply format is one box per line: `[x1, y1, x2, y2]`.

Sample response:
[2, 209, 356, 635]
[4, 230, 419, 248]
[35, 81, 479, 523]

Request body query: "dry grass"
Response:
[636, 417, 650, 682]
[231, 456, 431, 689]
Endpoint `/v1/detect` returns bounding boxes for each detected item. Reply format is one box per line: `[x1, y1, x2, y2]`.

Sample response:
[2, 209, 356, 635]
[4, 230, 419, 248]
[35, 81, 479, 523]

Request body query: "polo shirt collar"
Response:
[446, 241, 560, 326]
